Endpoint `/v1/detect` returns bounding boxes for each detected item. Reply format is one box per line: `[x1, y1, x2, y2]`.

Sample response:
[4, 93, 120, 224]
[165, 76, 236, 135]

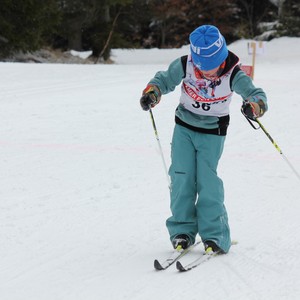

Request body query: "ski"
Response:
[176, 240, 238, 272]
[154, 240, 202, 271]
[176, 250, 219, 272]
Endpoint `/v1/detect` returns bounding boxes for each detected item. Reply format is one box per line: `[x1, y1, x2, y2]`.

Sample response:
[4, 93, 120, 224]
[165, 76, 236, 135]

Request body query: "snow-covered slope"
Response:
[0, 37, 299, 300]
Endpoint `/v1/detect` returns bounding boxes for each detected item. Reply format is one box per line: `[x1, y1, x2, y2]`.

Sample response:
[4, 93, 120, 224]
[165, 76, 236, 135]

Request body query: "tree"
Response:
[56, 0, 132, 62]
[0, 0, 297, 60]
[144, 0, 239, 48]
[56, 0, 101, 50]
[114, 0, 154, 48]
[234, 0, 277, 38]
[268, 0, 286, 18]
[278, 0, 300, 37]
[0, 0, 61, 57]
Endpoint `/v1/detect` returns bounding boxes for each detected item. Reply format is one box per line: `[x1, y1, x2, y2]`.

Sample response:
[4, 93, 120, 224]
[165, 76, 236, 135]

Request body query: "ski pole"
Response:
[242, 111, 300, 181]
[149, 108, 171, 189]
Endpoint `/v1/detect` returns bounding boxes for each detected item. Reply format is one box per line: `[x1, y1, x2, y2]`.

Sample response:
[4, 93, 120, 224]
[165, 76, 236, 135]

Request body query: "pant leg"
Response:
[195, 133, 231, 253]
[166, 125, 198, 244]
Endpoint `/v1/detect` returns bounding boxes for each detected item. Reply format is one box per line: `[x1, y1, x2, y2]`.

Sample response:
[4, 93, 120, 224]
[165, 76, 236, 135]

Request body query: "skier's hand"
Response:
[140, 85, 161, 111]
[241, 100, 264, 120]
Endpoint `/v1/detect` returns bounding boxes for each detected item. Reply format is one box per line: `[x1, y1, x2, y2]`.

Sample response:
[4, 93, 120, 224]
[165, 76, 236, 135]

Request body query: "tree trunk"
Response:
[94, 9, 122, 63]
[68, 29, 82, 50]
[67, 19, 83, 51]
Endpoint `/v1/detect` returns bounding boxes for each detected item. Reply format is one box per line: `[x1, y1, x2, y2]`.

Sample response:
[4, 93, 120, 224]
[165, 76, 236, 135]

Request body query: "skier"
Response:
[140, 25, 267, 254]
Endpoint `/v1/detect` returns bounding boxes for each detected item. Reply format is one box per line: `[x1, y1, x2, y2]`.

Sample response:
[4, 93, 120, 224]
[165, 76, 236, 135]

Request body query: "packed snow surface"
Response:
[0, 37, 300, 300]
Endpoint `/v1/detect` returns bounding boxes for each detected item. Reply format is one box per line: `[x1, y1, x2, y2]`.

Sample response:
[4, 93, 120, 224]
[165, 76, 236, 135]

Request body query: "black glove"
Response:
[242, 101, 256, 120]
[140, 85, 161, 111]
[242, 100, 266, 121]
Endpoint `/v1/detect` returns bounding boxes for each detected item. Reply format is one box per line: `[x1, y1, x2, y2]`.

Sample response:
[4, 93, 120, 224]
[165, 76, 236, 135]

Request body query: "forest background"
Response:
[0, 0, 299, 62]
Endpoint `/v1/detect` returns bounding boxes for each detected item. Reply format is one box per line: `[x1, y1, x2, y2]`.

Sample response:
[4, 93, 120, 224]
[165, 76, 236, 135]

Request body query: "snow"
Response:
[70, 50, 93, 59]
[0, 37, 300, 300]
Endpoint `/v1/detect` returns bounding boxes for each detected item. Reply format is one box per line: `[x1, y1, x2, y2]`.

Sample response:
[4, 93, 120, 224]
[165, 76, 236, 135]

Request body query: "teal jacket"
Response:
[149, 52, 267, 136]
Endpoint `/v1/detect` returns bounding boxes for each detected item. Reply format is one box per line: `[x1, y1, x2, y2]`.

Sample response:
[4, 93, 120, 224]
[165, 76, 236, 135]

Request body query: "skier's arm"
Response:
[231, 70, 268, 118]
[148, 57, 185, 94]
[140, 56, 186, 110]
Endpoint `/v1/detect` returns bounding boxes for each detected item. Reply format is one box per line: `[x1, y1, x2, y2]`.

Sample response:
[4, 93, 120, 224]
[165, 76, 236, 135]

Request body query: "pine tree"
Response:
[279, 0, 300, 36]
[234, 0, 277, 38]
[0, 0, 60, 57]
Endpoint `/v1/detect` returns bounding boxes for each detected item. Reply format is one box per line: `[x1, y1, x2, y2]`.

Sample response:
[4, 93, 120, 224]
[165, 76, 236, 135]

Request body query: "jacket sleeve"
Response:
[231, 70, 268, 111]
[148, 57, 185, 95]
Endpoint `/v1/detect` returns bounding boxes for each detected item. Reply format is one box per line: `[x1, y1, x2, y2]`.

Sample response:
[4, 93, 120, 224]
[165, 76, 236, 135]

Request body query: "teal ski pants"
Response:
[166, 124, 231, 253]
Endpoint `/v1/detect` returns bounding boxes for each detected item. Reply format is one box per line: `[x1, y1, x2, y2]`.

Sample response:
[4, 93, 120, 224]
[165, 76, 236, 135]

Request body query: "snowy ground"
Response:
[0, 37, 300, 300]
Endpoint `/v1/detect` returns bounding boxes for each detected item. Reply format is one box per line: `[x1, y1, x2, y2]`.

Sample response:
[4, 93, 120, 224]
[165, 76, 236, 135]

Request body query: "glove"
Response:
[140, 85, 161, 111]
[241, 100, 265, 120]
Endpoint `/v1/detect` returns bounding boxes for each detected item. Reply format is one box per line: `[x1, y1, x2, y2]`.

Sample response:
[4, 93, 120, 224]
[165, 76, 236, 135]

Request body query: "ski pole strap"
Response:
[242, 112, 260, 130]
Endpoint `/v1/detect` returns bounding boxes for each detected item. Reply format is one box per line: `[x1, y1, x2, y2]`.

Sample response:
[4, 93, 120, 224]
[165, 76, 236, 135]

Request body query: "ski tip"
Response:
[176, 261, 187, 272]
[154, 259, 164, 271]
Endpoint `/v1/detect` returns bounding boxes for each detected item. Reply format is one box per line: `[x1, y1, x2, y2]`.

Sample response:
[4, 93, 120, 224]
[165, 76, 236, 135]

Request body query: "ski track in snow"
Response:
[0, 38, 300, 300]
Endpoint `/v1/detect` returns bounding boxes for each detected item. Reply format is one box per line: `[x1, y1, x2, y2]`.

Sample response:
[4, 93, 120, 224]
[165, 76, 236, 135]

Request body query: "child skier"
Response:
[140, 25, 267, 254]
